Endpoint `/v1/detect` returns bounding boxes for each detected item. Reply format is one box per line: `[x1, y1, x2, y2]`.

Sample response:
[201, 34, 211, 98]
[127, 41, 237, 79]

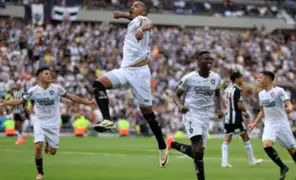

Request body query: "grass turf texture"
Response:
[0, 137, 295, 180]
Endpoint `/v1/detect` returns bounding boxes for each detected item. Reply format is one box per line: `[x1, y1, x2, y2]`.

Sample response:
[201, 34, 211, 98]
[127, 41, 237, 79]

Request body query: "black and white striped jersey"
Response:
[224, 84, 243, 124]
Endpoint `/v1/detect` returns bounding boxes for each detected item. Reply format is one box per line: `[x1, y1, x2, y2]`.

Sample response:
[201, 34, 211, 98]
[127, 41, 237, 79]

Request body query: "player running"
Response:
[221, 72, 263, 167]
[0, 67, 96, 180]
[167, 51, 223, 180]
[249, 71, 296, 180]
[92, 1, 168, 167]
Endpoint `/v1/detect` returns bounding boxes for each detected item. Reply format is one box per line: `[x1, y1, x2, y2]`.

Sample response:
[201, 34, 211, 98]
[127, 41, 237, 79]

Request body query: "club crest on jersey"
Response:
[270, 92, 274, 97]
[49, 90, 54, 95]
[211, 79, 215, 85]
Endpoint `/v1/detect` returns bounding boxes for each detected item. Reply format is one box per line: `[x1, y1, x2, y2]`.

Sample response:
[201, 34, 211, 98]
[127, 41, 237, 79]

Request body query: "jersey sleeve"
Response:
[279, 88, 289, 102]
[258, 92, 263, 107]
[234, 88, 243, 103]
[22, 87, 35, 101]
[177, 75, 189, 92]
[58, 85, 67, 97]
[135, 16, 148, 28]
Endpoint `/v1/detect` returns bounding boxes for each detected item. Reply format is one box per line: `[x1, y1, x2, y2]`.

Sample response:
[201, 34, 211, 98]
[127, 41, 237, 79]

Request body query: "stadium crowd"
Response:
[0, 16, 296, 136]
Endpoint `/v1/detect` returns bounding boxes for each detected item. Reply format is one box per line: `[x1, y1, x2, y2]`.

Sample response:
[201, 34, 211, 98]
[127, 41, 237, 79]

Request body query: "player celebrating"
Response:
[0, 67, 96, 180]
[249, 71, 296, 180]
[221, 72, 263, 167]
[92, 1, 168, 167]
[167, 51, 223, 180]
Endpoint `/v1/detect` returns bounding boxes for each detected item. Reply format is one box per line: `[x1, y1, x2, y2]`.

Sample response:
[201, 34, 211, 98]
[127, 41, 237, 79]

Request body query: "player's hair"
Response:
[36, 67, 50, 76]
[261, 71, 275, 81]
[197, 51, 211, 58]
[230, 71, 243, 82]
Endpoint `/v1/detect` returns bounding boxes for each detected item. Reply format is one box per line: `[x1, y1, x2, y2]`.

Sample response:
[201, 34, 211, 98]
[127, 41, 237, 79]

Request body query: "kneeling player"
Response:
[249, 71, 296, 180]
[167, 51, 223, 180]
[0, 67, 96, 180]
[221, 72, 263, 167]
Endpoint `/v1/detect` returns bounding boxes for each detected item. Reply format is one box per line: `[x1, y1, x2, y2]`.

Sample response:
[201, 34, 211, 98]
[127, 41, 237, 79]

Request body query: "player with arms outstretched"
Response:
[221, 72, 263, 167]
[0, 67, 96, 180]
[249, 71, 296, 180]
[92, 1, 168, 167]
[167, 51, 223, 180]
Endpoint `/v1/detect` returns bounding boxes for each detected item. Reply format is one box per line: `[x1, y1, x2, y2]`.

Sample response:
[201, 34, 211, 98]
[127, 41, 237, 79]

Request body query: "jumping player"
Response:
[249, 71, 296, 180]
[0, 67, 96, 180]
[92, 1, 168, 167]
[167, 51, 223, 180]
[221, 72, 263, 167]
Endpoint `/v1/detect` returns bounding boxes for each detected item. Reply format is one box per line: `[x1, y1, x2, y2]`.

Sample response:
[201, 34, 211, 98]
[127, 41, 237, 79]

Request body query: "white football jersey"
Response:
[178, 71, 221, 121]
[121, 15, 151, 68]
[259, 86, 290, 126]
[23, 84, 67, 128]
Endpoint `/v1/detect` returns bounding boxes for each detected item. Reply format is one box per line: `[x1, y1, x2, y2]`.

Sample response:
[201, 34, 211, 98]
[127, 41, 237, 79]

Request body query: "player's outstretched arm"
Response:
[248, 108, 264, 130]
[0, 98, 25, 107]
[215, 89, 224, 118]
[113, 11, 132, 20]
[173, 87, 189, 114]
[64, 93, 97, 108]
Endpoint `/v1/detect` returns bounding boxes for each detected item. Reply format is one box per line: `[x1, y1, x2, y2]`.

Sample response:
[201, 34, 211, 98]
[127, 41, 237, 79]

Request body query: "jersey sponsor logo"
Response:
[36, 98, 55, 106]
[270, 92, 274, 97]
[261, 100, 276, 107]
[194, 86, 215, 96]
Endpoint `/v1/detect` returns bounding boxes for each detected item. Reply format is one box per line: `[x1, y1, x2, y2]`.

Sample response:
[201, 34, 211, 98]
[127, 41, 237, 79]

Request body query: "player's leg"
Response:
[129, 66, 168, 167]
[221, 134, 232, 167]
[240, 128, 263, 165]
[191, 135, 205, 180]
[167, 136, 194, 159]
[93, 69, 127, 132]
[287, 148, 296, 163]
[14, 113, 24, 144]
[44, 127, 60, 156]
[33, 125, 45, 179]
[263, 126, 288, 180]
[277, 126, 296, 163]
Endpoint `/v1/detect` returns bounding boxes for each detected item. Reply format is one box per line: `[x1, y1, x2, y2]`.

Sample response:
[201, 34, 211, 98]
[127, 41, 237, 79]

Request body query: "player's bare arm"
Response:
[0, 98, 25, 107]
[113, 11, 132, 20]
[248, 108, 264, 130]
[237, 101, 251, 118]
[284, 99, 293, 113]
[64, 93, 96, 108]
[215, 89, 223, 118]
[173, 87, 189, 114]
[136, 19, 153, 40]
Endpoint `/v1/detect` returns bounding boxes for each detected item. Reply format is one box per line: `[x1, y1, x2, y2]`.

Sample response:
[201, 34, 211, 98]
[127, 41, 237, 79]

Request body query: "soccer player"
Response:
[0, 67, 96, 180]
[249, 71, 296, 180]
[167, 51, 223, 180]
[10, 83, 29, 144]
[92, 1, 168, 167]
[221, 72, 263, 167]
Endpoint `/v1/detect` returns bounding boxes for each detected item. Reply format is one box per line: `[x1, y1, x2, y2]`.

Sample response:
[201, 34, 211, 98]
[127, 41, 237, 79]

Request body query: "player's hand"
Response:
[0, 99, 6, 107]
[113, 11, 121, 19]
[179, 106, 189, 114]
[217, 111, 224, 119]
[135, 28, 144, 40]
[248, 123, 256, 130]
[89, 100, 97, 109]
[285, 106, 293, 114]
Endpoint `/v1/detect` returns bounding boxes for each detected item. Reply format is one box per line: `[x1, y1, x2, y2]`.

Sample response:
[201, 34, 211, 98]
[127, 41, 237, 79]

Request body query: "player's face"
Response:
[237, 77, 244, 86]
[130, 1, 145, 18]
[258, 73, 267, 87]
[39, 70, 52, 84]
[198, 53, 214, 71]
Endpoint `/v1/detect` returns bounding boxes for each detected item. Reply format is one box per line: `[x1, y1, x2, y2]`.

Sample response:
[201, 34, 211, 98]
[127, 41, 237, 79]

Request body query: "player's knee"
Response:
[287, 148, 296, 155]
[35, 143, 43, 153]
[92, 81, 106, 90]
[50, 151, 57, 155]
[191, 135, 204, 153]
[263, 141, 273, 148]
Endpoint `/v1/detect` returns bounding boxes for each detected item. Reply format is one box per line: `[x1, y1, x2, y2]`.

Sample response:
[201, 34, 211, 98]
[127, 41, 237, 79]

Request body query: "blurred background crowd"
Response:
[0, 0, 296, 137]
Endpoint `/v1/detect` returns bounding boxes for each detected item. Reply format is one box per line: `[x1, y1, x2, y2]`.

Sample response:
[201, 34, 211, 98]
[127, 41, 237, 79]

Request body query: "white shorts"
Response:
[262, 125, 296, 149]
[104, 65, 152, 107]
[183, 114, 209, 147]
[34, 124, 60, 149]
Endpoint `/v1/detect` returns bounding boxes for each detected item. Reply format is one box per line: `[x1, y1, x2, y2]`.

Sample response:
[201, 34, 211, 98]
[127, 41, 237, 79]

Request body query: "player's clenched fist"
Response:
[248, 123, 256, 130]
[113, 11, 121, 19]
[135, 28, 144, 40]
[179, 105, 189, 114]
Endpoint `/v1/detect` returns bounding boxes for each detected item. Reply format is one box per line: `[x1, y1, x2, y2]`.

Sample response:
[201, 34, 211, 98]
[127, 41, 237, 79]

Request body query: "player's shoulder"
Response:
[210, 71, 221, 80]
[258, 89, 266, 97]
[50, 83, 63, 90]
[181, 71, 196, 80]
[136, 15, 149, 21]
[27, 85, 39, 92]
[273, 86, 284, 92]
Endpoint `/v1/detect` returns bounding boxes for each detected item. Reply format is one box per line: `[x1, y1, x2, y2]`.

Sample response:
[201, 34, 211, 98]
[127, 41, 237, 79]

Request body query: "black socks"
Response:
[35, 158, 43, 175]
[264, 147, 286, 169]
[93, 81, 111, 121]
[194, 152, 205, 180]
[171, 142, 194, 159]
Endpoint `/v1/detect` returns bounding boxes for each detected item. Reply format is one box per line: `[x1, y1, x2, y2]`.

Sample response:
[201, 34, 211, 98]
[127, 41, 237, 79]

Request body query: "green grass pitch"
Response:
[0, 136, 295, 180]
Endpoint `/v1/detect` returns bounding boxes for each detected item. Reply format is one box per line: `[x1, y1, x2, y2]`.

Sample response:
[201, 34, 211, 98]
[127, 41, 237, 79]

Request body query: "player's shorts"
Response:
[262, 124, 296, 149]
[182, 114, 209, 147]
[13, 113, 25, 122]
[34, 124, 60, 149]
[224, 122, 246, 135]
[104, 65, 152, 107]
